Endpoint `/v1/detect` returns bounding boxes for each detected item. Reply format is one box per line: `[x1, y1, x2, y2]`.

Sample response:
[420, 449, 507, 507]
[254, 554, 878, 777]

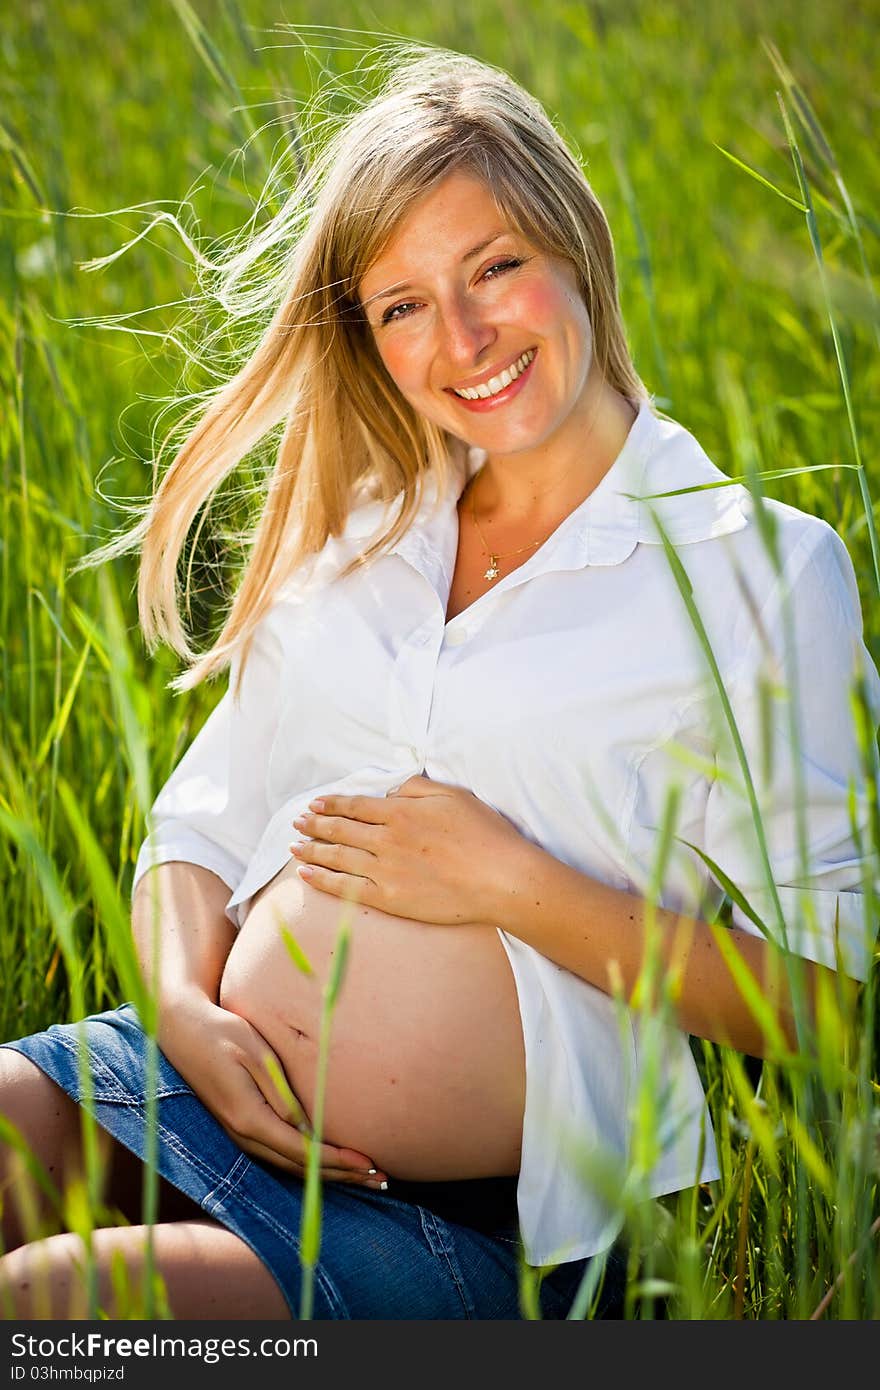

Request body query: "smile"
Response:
[446, 348, 537, 410]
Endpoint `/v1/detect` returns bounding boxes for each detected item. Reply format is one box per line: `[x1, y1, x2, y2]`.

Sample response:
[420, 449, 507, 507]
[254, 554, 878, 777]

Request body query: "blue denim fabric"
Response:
[1, 1003, 626, 1319]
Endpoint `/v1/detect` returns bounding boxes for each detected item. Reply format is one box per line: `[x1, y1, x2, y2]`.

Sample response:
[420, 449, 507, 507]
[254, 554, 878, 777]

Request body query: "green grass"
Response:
[1, 0, 878, 1319]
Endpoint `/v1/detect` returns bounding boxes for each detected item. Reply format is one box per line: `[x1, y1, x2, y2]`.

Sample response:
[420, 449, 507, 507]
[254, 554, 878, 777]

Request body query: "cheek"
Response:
[515, 280, 564, 328]
[517, 280, 591, 349]
[376, 339, 424, 397]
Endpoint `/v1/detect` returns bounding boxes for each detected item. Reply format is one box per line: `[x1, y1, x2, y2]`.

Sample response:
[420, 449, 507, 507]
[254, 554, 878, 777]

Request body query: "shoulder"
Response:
[717, 498, 869, 695]
[268, 460, 461, 612]
[645, 409, 856, 595]
[641, 411, 842, 558]
[268, 491, 397, 611]
[639, 411, 866, 670]
[727, 493, 860, 637]
[736, 497, 859, 622]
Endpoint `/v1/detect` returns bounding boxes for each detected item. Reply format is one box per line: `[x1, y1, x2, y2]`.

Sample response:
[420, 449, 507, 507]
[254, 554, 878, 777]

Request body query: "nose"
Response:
[437, 289, 497, 372]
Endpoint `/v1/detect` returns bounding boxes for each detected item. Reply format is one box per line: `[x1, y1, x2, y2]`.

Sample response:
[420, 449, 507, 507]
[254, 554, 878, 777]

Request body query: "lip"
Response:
[444, 348, 538, 412]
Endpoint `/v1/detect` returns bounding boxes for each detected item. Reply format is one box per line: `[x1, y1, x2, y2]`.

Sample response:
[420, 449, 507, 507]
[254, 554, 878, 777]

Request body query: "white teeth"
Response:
[453, 349, 535, 400]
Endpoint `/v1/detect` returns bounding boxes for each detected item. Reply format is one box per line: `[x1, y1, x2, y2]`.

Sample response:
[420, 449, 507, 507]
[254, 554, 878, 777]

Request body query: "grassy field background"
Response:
[1, 0, 878, 1318]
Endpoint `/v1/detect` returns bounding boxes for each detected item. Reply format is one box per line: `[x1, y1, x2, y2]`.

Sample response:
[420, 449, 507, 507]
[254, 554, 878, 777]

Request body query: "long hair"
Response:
[78, 44, 648, 694]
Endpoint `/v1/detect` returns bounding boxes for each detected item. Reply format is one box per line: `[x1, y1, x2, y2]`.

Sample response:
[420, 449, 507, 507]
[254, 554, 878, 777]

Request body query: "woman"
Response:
[0, 48, 876, 1321]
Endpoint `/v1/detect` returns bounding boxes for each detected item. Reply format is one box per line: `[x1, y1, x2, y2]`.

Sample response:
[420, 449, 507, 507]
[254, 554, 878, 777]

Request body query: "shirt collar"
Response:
[580, 400, 752, 564]
[344, 399, 752, 580]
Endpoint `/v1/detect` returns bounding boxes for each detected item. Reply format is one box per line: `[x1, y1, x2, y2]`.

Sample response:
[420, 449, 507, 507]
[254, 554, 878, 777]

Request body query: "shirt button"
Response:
[445, 627, 470, 647]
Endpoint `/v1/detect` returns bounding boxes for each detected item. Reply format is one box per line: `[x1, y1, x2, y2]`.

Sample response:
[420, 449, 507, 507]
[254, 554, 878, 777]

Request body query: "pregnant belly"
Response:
[217, 859, 527, 1181]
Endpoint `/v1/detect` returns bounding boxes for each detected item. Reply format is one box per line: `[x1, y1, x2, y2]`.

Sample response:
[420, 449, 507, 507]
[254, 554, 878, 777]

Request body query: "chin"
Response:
[465, 422, 558, 455]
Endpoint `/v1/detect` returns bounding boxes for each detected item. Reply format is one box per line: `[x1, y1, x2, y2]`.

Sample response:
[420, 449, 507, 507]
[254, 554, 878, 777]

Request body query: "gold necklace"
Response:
[468, 477, 547, 583]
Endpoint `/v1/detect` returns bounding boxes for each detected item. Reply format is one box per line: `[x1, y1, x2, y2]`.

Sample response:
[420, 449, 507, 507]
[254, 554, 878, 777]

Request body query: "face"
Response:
[357, 169, 597, 463]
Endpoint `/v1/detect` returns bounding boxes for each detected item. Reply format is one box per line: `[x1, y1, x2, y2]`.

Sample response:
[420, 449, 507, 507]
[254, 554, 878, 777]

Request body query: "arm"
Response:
[130, 858, 288, 1140]
[131, 860, 237, 1018]
[490, 847, 846, 1057]
[130, 615, 285, 930]
[129, 618, 280, 1040]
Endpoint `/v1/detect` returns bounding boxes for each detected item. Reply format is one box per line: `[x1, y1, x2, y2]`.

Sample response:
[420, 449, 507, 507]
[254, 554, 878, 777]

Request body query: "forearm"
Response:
[493, 843, 846, 1058]
[131, 861, 238, 1010]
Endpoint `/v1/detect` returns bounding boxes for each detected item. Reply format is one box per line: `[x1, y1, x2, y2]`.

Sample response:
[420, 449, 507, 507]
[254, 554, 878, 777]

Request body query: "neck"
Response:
[466, 376, 639, 530]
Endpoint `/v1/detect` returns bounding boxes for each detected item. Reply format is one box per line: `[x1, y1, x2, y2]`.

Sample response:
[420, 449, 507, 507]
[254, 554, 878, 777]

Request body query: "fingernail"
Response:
[379, 1180, 389, 1191]
[309, 798, 325, 812]
[367, 1167, 378, 1175]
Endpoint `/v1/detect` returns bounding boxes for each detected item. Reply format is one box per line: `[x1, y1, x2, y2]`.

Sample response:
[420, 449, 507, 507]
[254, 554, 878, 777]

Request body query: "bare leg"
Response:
[0, 1052, 290, 1318]
[0, 1220, 290, 1319]
[0, 1050, 203, 1253]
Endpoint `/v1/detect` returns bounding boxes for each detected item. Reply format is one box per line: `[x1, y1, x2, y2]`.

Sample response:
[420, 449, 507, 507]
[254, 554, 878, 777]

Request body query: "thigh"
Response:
[0, 1219, 289, 1320]
[0, 1050, 202, 1247]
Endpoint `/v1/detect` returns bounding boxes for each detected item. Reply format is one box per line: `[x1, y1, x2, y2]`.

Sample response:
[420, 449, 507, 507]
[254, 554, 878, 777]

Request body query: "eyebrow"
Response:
[364, 231, 510, 306]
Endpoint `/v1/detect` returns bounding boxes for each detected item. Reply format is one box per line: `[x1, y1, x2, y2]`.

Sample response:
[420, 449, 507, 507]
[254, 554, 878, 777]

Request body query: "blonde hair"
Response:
[79, 43, 648, 694]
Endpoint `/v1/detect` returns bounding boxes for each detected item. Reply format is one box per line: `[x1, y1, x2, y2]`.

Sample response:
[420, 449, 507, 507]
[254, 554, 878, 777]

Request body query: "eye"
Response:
[481, 257, 523, 280]
[380, 299, 420, 326]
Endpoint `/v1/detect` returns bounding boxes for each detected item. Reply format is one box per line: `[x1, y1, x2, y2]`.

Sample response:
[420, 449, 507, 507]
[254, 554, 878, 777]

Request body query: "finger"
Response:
[233, 1133, 387, 1184]
[231, 1075, 379, 1175]
[306, 793, 390, 824]
[290, 838, 377, 877]
[292, 811, 380, 851]
[244, 1047, 377, 1176]
[305, 1134, 390, 1183]
[294, 863, 377, 903]
[235, 1029, 309, 1129]
[253, 1046, 313, 1131]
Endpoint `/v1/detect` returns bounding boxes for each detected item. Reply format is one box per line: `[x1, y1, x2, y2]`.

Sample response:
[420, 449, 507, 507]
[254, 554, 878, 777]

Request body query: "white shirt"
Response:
[132, 400, 880, 1265]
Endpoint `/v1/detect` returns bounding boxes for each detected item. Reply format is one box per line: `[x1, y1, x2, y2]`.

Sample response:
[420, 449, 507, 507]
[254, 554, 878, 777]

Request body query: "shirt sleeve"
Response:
[702, 520, 880, 981]
[130, 613, 284, 922]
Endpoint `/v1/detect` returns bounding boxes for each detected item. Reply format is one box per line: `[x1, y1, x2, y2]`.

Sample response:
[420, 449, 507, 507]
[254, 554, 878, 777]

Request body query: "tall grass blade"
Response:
[713, 144, 807, 212]
[298, 900, 353, 1319]
[775, 91, 880, 596]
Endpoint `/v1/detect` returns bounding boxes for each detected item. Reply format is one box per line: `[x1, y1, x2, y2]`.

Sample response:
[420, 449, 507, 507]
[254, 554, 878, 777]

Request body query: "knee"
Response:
[0, 1232, 89, 1318]
[0, 1050, 78, 1151]
[0, 1052, 83, 1253]
[0, 1047, 40, 1117]
[0, 1045, 43, 1090]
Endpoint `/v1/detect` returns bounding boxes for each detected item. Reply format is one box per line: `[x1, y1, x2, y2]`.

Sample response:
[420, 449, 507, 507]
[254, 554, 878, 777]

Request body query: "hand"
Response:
[289, 774, 530, 925]
[156, 990, 387, 1188]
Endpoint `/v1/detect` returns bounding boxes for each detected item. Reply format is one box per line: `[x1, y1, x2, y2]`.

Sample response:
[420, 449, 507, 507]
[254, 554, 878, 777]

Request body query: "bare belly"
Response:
[217, 860, 527, 1180]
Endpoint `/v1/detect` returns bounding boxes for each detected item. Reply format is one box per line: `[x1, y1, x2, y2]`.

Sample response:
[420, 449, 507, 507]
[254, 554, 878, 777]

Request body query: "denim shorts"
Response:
[1, 1003, 626, 1320]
